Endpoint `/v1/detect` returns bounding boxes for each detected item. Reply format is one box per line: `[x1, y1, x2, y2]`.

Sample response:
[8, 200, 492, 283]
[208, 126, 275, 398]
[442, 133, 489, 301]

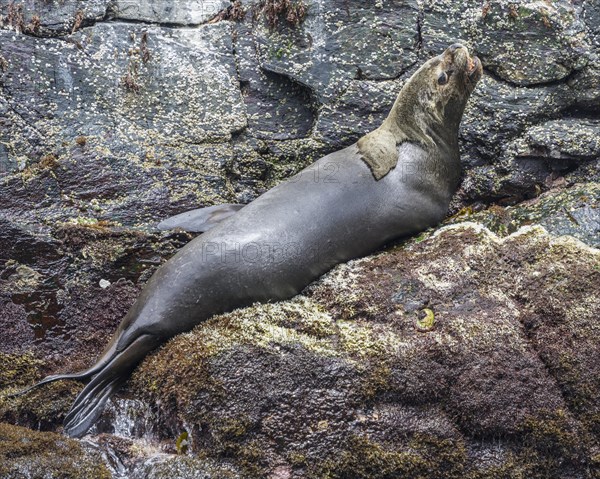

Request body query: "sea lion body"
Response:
[13, 44, 483, 437]
[116, 142, 454, 346]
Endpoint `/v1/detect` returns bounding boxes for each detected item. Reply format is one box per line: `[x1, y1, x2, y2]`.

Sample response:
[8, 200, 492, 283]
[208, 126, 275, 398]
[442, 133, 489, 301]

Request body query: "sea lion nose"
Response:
[448, 43, 466, 54]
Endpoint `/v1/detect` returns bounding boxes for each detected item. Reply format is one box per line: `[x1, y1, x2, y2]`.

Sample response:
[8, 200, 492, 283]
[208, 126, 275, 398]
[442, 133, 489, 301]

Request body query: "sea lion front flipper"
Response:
[157, 203, 245, 233]
[357, 127, 403, 180]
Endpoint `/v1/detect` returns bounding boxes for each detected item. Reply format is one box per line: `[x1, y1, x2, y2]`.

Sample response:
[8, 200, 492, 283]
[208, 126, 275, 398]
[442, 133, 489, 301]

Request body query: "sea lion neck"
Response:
[357, 44, 482, 180]
[383, 82, 460, 150]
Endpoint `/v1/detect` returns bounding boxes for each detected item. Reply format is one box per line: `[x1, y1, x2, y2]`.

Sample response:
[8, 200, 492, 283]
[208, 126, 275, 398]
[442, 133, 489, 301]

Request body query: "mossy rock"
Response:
[126, 223, 599, 477]
[0, 422, 110, 479]
[0, 353, 43, 390]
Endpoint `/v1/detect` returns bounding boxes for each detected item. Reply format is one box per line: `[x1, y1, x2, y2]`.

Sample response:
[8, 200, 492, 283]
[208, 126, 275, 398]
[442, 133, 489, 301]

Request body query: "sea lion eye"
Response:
[438, 72, 448, 85]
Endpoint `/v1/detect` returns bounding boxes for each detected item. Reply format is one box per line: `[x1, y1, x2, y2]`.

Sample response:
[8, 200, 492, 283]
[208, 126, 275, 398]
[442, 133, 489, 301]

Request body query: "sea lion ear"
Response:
[357, 127, 403, 180]
[157, 203, 244, 233]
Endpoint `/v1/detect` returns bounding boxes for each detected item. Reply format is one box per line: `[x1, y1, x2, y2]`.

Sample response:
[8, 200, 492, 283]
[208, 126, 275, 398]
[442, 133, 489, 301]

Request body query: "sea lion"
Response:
[11, 44, 482, 437]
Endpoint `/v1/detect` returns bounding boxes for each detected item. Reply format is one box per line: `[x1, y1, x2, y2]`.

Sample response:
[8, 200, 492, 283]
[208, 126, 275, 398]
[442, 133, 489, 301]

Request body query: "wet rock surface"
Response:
[0, 0, 598, 477]
[450, 182, 600, 247]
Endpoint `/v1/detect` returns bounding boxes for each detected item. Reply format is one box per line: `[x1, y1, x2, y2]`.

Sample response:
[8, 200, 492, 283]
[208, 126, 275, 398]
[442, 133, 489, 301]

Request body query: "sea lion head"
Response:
[410, 43, 483, 132]
[358, 43, 483, 180]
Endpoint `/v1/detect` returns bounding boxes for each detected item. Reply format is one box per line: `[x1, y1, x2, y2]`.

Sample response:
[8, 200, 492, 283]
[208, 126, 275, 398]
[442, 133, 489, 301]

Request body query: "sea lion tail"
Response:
[63, 333, 160, 438]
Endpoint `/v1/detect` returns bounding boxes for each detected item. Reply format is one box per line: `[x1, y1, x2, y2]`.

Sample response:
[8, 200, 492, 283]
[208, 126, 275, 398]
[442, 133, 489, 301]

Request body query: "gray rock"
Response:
[582, 0, 600, 47]
[460, 75, 575, 161]
[235, 21, 317, 140]
[313, 79, 403, 147]
[0, 21, 243, 224]
[114, 0, 229, 25]
[508, 118, 600, 162]
[451, 182, 600, 248]
[459, 118, 600, 203]
[568, 57, 600, 109]
[253, 0, 420, 102]
[422, 0, 590, 86]
[0, 0, 110, 35]
[2, 0, 599, 211]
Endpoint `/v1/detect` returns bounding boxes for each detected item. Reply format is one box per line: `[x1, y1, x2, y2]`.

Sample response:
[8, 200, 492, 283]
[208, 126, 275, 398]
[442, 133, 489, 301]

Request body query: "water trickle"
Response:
[92, 396, 156, 439]
[80, 396, 169, 479]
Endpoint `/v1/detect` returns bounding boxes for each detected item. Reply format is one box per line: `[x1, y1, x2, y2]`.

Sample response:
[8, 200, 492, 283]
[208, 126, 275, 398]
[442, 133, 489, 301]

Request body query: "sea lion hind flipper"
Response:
[62, 333, 161, 438]
[62, 374, 124, 438]
[157, 203, 244, 233]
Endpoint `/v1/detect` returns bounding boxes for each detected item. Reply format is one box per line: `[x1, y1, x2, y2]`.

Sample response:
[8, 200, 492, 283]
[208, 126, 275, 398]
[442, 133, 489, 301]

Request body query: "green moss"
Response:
[131, 298, 347, 446]
[275, 298, 336, 338]
[288, 451, 307, 466]
[0, 422, 110, 478]
[214, 416, 252, 441]
[130, 332, 222, 414]
[81, 238, 127, 266]
[235, 438, 266, 477]
[555, 352, 591, 410]
[360, 362, 392, 399]
[316, 433, 466, 479]
[134, 298, 341, 397]
[0, 353, 43, 390]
